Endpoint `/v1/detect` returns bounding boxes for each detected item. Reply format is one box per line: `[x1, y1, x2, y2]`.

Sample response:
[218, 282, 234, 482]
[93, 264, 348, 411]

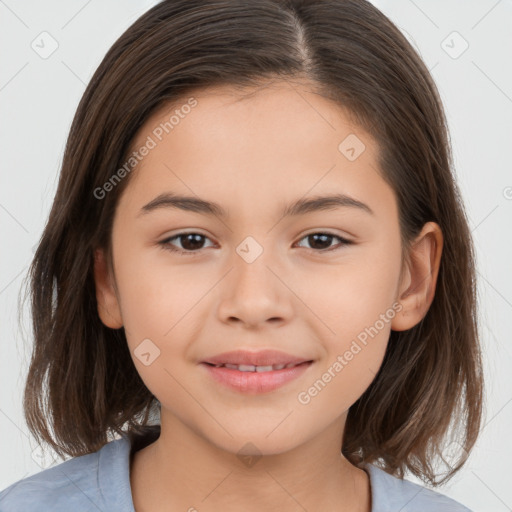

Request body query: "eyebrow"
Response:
[138, 192, 374, 219]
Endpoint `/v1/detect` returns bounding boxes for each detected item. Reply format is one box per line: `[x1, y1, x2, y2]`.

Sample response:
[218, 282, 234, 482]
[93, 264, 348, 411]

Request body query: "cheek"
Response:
[113, 249, 219, 396]
[114, 258, 199, 412]
[294, 259, 400, 418]
[114, 244, 212, 339]
[293, 240, 401, 392]
[296, 246, 402, 339]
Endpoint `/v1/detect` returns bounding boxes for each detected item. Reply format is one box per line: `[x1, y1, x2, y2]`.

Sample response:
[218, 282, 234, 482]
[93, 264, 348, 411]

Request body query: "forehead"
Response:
[116, 81, 394, 222]
[128, 79, 373, 165]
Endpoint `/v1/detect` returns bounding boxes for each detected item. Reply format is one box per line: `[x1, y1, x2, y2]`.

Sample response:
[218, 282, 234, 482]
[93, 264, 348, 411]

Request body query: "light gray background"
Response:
[1, 1, 511, 510]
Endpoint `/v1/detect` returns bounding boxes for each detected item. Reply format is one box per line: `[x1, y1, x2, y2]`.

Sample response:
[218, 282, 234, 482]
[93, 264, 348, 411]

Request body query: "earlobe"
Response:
[391, 222, 443, 332]
[93, 248, 123, 329]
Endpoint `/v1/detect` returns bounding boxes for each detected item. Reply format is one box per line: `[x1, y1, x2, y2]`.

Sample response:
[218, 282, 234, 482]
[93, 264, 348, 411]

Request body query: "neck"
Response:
[130, 413, 371, 512]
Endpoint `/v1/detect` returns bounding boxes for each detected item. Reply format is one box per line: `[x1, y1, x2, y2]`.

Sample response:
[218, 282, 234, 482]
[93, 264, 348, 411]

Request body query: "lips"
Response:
[209, 362, 304, 372]
[201, 349, 313, 368]
[200, 349, 315, 393]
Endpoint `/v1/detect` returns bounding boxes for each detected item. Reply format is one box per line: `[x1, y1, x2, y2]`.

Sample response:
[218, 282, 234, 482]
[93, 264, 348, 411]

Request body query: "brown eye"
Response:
[295, 232, 352, 252]
[158, 231, 353, 256]
[159, 232, 214, 255]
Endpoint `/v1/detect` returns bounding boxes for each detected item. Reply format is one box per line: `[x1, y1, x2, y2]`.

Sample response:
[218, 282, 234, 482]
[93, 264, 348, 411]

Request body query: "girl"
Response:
[0, 0, 484, 511]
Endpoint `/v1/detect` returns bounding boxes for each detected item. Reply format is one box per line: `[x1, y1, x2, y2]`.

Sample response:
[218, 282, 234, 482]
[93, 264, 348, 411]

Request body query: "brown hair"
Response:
[20, 0, 484, 486]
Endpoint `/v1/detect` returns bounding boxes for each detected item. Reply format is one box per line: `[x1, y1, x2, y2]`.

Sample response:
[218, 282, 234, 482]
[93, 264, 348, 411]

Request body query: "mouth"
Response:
[200, 352, 314, 394]
[201, 348, 313, 368]
[202, 361, 311, 372]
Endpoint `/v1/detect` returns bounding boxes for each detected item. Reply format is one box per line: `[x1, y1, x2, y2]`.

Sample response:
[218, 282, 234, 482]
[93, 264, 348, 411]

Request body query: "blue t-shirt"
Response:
[0, 427, 472, 511]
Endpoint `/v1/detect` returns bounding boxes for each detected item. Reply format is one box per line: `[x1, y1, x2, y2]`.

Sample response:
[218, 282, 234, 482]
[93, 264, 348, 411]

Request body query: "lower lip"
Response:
[200, 361, 313, 394]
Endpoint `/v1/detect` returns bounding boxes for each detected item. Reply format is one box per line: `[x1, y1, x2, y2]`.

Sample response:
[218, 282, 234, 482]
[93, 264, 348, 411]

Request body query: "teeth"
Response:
[238, 364, 256, 372]
[216, 362, 302, 372]
[255, 365, 273, 372]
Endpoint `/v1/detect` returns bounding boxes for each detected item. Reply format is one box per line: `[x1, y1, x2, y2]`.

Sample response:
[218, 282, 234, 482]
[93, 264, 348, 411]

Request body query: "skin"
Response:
[94, 80, 443, 512]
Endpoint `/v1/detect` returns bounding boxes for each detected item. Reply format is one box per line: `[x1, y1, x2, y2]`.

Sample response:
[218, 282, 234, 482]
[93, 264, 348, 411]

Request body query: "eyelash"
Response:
[158, 231, 353, 256]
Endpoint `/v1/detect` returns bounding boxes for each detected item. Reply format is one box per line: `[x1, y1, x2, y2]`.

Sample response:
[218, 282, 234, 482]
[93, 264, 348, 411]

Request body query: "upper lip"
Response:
[202, 349, 313, 367]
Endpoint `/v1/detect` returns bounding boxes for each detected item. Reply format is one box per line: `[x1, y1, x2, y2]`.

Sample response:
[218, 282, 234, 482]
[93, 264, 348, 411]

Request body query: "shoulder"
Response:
[0, 436, 133, 512]
[0, 450, 102, 511]
[365, 463, 473, 512]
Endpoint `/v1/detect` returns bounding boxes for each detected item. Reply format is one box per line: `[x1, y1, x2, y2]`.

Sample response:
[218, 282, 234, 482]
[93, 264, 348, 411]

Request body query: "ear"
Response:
[391, 222, 443, 331]
[93, 247, 123, 329]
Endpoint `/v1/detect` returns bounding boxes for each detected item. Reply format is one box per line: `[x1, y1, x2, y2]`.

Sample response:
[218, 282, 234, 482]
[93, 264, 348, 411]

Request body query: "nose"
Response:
[216, 245, 294, 329]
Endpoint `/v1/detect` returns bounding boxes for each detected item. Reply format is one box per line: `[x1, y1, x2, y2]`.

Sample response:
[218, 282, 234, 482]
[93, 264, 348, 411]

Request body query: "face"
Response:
[94, 80, 424, 456]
